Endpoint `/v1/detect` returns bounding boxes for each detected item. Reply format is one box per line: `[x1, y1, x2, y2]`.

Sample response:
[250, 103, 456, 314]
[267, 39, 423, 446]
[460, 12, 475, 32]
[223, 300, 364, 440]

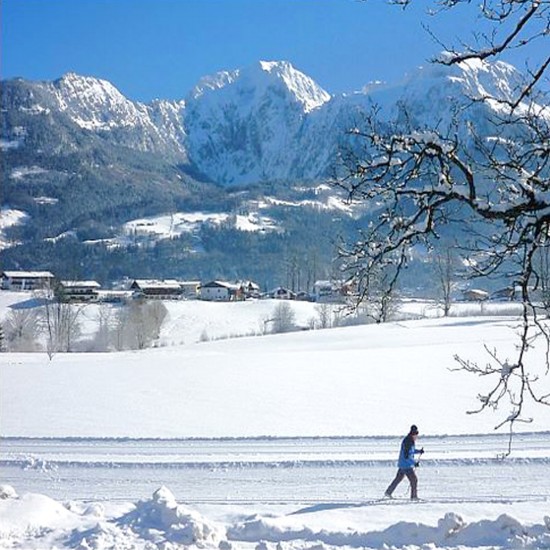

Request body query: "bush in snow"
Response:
[113, 300, 168, 350]
[3, 308, 41, 352]
[270, 302, 296, 334]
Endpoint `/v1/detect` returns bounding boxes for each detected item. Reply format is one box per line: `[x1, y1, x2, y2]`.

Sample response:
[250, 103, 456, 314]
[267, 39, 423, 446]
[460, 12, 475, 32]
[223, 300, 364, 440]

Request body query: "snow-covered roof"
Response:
[60, 280, 101, 289]
[238, 280, 260, 290]
[201, 280, 240, 290]
[462, 289, 489, 300]
[2, 270, 54, 279]
[132, 279, 181, 290]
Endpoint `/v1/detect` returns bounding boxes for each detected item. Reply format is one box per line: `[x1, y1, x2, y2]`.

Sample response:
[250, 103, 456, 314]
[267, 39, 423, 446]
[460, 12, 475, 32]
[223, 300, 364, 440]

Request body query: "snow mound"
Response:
[0, 491, 76, 539]
[117, 486, 225, 546]
[67, 487, 226, 549]
[66, 521, 136, 550]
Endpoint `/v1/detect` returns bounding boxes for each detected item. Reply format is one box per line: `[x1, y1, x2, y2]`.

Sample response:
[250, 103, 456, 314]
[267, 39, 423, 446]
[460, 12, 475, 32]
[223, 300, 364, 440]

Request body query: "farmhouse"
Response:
[200, 281, 241, 301]
[1, 270, 55, 291]
[238, 280, 261, 299]
[59, 280, 101, 302]
[313, 280, 355, 302]
[270, 287, 296, 300]
[130, 279, 183, 300]
[462, 288, 489, 301]
[179, 281, 200, 300]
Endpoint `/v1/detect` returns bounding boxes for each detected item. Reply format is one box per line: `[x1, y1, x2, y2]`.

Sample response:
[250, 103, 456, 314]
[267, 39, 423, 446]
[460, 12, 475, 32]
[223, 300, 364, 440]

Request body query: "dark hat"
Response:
[410, 424, 419, 435]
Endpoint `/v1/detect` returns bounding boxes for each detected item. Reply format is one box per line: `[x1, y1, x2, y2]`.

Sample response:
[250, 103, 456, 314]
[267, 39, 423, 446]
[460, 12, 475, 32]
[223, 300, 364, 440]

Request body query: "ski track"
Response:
[2, 433, 550, 505]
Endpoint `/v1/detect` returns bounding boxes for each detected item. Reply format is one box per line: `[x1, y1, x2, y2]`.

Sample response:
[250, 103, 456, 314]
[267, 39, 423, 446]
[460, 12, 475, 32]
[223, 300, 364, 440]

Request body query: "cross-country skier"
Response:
[384, 424, 424, 500]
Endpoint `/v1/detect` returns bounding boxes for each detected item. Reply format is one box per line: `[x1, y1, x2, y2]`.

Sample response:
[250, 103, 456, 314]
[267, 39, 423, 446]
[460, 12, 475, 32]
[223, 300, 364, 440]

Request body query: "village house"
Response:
[1, 270, 55, 291]
[130, 279, 183, 300]
[238, 280, 261, 299]
[462, 288, 489, 302]
[199, 280, 242, 301]
[313, 280, 355, 303]
[178, 281, 201, 300]
[270, 287, 296, 300]
[59, 280, 101, 302]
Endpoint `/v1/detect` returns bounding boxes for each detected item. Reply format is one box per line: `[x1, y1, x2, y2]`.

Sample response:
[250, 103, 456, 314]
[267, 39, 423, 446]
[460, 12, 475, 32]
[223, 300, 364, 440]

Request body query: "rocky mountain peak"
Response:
[189, 60, 330, 113]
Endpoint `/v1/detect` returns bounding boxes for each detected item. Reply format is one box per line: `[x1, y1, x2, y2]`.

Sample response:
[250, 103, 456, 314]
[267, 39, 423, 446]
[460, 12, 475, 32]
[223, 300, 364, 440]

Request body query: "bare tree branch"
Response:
[336, 0, 550, 451]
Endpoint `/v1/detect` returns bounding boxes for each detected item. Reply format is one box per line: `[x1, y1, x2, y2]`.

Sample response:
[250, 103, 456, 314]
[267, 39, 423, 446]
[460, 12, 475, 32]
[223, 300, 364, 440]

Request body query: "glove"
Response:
[415, 461, 420, 467]
[419, 447, 424, 455]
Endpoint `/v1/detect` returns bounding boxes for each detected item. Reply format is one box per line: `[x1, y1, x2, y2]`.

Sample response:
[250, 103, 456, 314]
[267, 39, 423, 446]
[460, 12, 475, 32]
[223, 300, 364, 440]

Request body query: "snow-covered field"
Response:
[1, 295, 550, 549]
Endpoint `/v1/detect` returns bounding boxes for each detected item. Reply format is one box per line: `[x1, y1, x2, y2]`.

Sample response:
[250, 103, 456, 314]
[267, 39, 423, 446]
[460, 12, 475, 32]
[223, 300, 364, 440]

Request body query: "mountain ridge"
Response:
[2, 57, 528, 186]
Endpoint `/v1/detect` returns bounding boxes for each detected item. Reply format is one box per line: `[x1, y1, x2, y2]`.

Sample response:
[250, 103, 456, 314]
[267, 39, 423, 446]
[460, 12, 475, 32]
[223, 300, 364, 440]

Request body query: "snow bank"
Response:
[1, 486, 549, 549]
[0, 486, 226, 550]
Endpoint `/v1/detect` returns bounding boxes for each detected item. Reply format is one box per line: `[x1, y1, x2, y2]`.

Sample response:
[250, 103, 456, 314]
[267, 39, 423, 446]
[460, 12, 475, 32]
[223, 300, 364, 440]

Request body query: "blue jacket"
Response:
[398, 434, 420, 469]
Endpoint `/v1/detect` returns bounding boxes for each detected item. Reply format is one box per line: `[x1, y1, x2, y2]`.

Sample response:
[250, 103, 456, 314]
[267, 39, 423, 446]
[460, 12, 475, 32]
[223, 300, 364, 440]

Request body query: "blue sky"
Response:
[0, 0, 521, 102]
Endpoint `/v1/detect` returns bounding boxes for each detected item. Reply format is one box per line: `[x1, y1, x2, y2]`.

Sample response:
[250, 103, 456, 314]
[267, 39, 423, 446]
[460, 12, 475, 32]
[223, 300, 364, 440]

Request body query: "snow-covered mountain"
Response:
[2, 58, 534, 186]
[184, 61, 331, 184]
[2, 72, 187, 158]
[52, 73, 187, 157]
[182, 57, 534, 185]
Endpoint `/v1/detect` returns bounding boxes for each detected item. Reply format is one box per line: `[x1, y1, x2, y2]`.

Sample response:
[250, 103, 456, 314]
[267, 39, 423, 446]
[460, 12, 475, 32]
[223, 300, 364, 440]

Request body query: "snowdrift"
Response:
[1, 485, 549, 550]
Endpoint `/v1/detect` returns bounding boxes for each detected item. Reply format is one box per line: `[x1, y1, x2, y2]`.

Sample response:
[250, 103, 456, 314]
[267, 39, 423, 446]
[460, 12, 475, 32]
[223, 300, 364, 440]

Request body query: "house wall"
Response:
[2, 276, 53, 291]
[201, 287, 231, 301]
[62, 290, 99, 302]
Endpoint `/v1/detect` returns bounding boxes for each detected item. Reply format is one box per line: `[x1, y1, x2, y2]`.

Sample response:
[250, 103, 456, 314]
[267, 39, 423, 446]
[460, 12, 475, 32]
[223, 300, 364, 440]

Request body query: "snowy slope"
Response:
[3, 315, 550, 438]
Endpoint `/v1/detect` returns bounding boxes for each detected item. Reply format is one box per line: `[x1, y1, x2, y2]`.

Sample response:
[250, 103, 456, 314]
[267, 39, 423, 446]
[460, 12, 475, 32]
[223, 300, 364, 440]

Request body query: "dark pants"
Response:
[385, 468, 418, 499]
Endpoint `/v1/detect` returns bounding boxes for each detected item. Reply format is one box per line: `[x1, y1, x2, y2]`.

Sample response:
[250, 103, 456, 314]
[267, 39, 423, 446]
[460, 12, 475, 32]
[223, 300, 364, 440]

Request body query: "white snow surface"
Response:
[1, 296, 550, 549]
[121, 210, 279, 242]
[4, 313, 550, 439]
